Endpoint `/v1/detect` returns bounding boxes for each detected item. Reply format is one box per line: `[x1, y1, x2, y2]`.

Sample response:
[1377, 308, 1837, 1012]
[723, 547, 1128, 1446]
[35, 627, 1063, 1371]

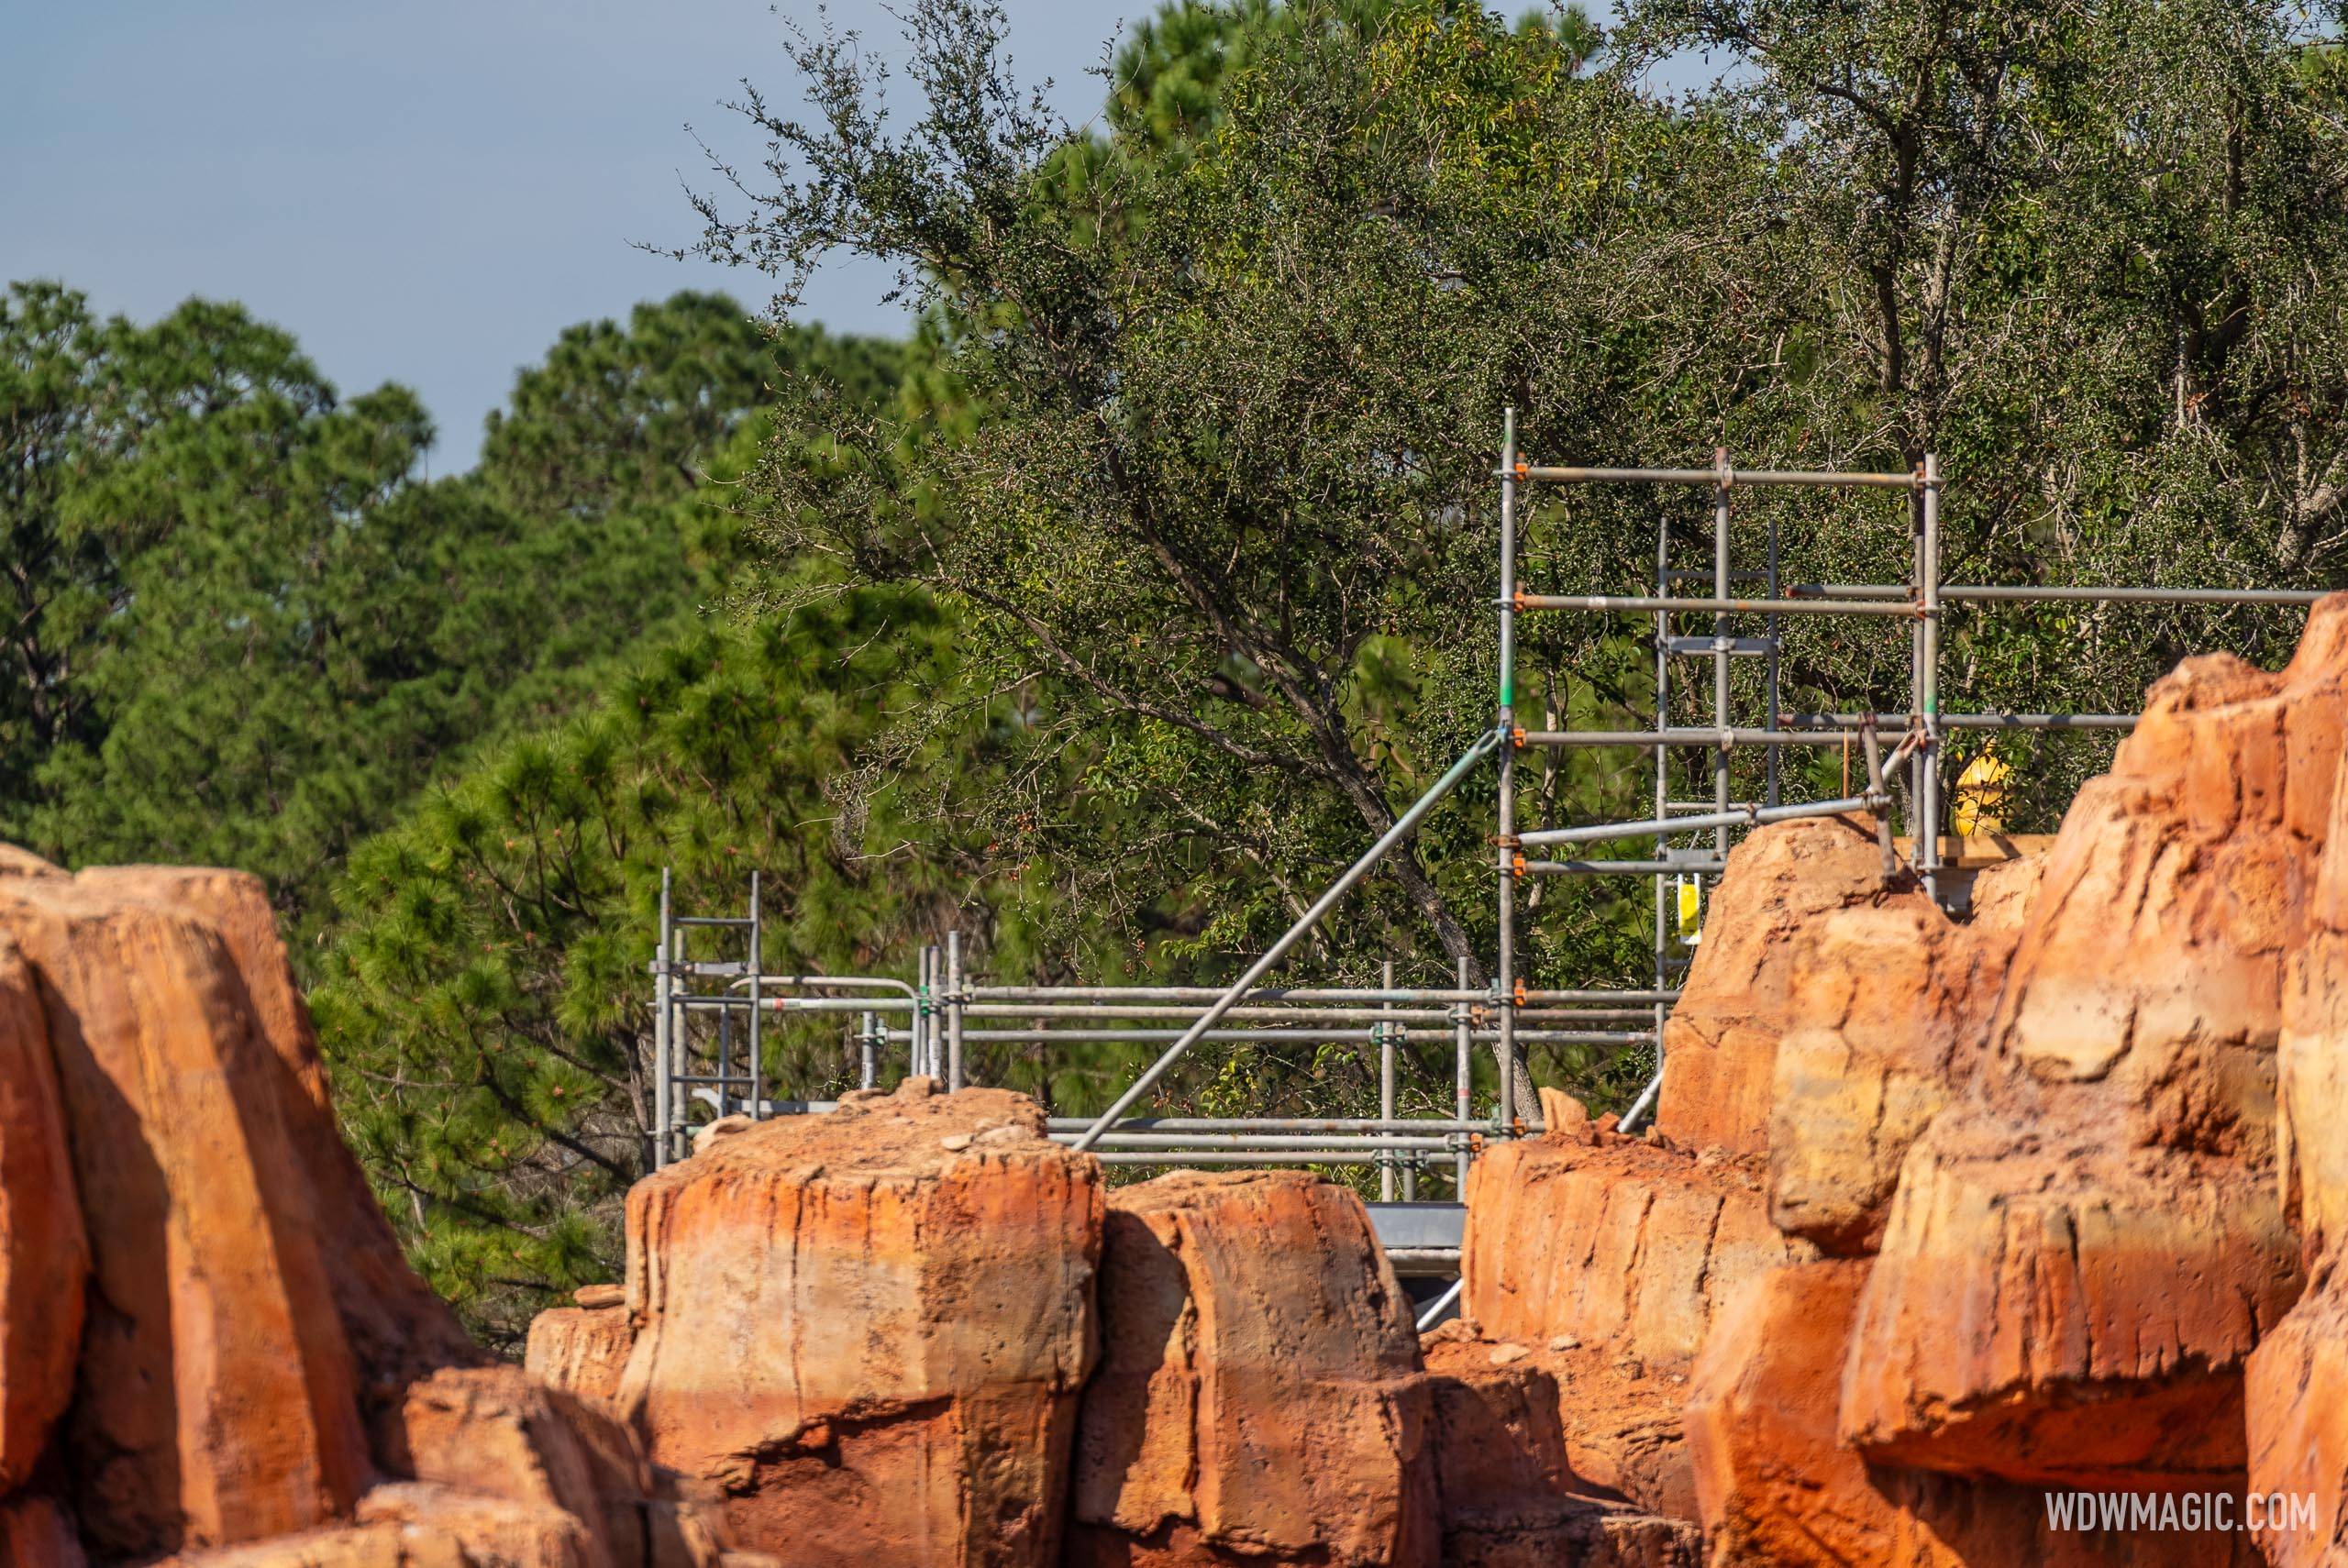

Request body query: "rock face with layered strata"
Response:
[2246, 699, 2348, 1567]
[619, 1078, 1102, 1566]
[1420, 1333, 1700, 1568]
[1838, 611, 2348, 1488]
[0, 868, 376, 1551]
[1070, 1170, 1434, 1568]
[526, 1304, 637, 1423]
[1654, 814, 1902, 1155]
[0, 943, 84, 1494]
[1458, 1117, 1817, 1529]
[1687, 1260, 2262, 1567]
[0, 852, 702, 1567]
[1766, 856, 2040, 1255]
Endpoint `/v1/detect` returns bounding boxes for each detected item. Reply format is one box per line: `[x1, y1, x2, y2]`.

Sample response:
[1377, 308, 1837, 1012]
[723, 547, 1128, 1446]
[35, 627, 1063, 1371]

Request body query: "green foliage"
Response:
[3, 283, 899, 947]
[478, 291, 903, 523]
[312, 571, 1067, 1345]
[682, 0, 2348, 1135]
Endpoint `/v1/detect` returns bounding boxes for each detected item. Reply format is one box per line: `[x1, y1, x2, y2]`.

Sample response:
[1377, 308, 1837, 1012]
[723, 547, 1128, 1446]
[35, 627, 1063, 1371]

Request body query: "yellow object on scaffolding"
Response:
[1954, 749, 2013, 837]
[1676, 875, 1702, 945]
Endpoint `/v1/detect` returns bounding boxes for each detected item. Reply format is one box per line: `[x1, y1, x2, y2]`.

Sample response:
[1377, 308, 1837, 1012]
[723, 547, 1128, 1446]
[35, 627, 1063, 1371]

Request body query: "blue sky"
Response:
[1, 1, 1141, 470]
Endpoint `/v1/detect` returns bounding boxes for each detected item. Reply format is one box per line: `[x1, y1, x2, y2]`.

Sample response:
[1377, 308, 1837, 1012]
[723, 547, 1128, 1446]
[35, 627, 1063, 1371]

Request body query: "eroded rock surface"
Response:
[1458, 1111, 1817, 1528]
[620, 1077, 1102, 1566]
[0, 856, 702, 1565]
[2247, 722, 2348, 1567]
[1655, 814, 1903, 1155]
[1070, 1170, 1434, 1568]
[1840, 612, 2348, 1487]
[1766, 856, 2039, 1255]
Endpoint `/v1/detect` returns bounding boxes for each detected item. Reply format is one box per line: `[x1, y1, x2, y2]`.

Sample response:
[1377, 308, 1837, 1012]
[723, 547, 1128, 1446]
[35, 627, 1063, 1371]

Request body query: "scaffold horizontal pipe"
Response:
[1517, 728, 1888, 748]
[1487, 1029, 1656, 1044]
[1058, 1132, 1456, 1151]
[1516, 594, 1922, 617]
[1519, 790, 1881, 848]
[1045, 1117, 1502, 1132]
[961, 1002, 1461, 1024]
[1946, 585, 2328, 606]
[1780, 712, 2139, 731]
[1522, 859, 1729, 876]
[1522, 465, 1922, 490]
[1797, 583, 2328, 607]
[962, 1027, 1393, 1043]
[1525, 988, 1680, 1003]
[972, 985, 1483, 1004]
[1091, 1151, 1439, 1166]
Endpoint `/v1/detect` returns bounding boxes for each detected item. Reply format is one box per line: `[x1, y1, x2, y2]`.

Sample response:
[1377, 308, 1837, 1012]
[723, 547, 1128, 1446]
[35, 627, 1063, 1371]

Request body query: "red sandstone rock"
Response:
[144, 1485, 600, 1568]
[0, 1499, 84, 1568]
[1421, 1338, 1698, 1568]
[0, 942, 85, 1490]
[1654, 814, 1902, 1155]
[1464, 1132, 1814, 1366]
[385, 1366, 664, 1568]
[526, 1307, 637, 1420]
[2244, 1267, 2348, 1567]
[75, 867, 481, 1409]
[2247, 745, 2348, 1566]
[1841, 1118, 2298, 1486]
[1460, 1125, 1814, 1521]
[1069, 1170, 1434, 1568]
[1835, 611, 2348, 1488]
[1686, 1261, 1893, 1564]
[0, 874, 373, 1555]
[1767, 858, 2039, 1255]
[618, 1079, 1102, 1565]
[1689, 1262, 2262, 1567]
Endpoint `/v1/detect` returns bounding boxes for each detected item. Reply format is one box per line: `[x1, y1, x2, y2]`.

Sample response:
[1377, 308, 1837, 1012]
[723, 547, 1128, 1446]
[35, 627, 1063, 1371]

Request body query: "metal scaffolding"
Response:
[644, 415, 2328, 1272]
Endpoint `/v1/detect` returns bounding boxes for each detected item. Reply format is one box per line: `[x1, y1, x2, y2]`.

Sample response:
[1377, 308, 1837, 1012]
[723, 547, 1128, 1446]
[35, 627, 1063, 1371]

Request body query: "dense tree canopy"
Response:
[1, 284, 898, 944]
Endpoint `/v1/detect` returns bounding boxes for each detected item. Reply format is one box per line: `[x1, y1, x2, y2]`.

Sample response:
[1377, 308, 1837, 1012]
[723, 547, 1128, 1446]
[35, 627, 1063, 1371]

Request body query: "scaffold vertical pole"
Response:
[1921, 454, 1942, 902]
[1654, 509, 1671, 1097]
[748, 872, 764, 1120]
[1712, 448, 1732, 863]
[947, 931, 965, 1091]
[1379, 957, 1397, 1202]
[858, 1009, 878, 1090]
[653, 867, 672, 1169]
[1495, 409, 1520, 1136]
[1453, 955, 1472, 1190]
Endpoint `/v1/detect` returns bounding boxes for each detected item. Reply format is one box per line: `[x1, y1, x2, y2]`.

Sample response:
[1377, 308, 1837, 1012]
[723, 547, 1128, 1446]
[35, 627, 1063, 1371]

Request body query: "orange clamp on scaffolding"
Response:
[1512, 977, 1527, 1006]
[1511, 723, 1527, 748]
[1511, 851, 1527, 878]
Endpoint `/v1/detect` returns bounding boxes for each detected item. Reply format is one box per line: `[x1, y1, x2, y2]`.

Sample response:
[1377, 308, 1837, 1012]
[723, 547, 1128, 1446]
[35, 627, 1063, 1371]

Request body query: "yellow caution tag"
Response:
[1676, 876, 1702, 944]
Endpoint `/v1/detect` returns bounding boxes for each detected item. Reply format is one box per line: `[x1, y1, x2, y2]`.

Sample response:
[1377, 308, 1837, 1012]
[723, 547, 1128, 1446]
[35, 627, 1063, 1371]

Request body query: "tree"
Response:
[477, 291, 902, 523]
[5, 283, 903, 947]
[311, 556, 1073, 1346]
[0, 284, 343, 814]
[690, 0, 1739, 1118]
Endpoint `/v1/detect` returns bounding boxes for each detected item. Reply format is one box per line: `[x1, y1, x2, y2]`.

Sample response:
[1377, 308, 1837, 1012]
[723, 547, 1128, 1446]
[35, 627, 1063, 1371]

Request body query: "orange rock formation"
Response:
[616, 1078, 1103, 1565]
[1069, 1170, 1434, 1567]
[9, 601, 2348, 1567]
[0, 856, 706, 1565]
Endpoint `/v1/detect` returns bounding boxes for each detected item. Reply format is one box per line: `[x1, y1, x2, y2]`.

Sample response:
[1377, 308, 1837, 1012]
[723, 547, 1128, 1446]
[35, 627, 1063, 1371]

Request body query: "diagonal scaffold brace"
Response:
[1069, 725, 1509, 1154]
